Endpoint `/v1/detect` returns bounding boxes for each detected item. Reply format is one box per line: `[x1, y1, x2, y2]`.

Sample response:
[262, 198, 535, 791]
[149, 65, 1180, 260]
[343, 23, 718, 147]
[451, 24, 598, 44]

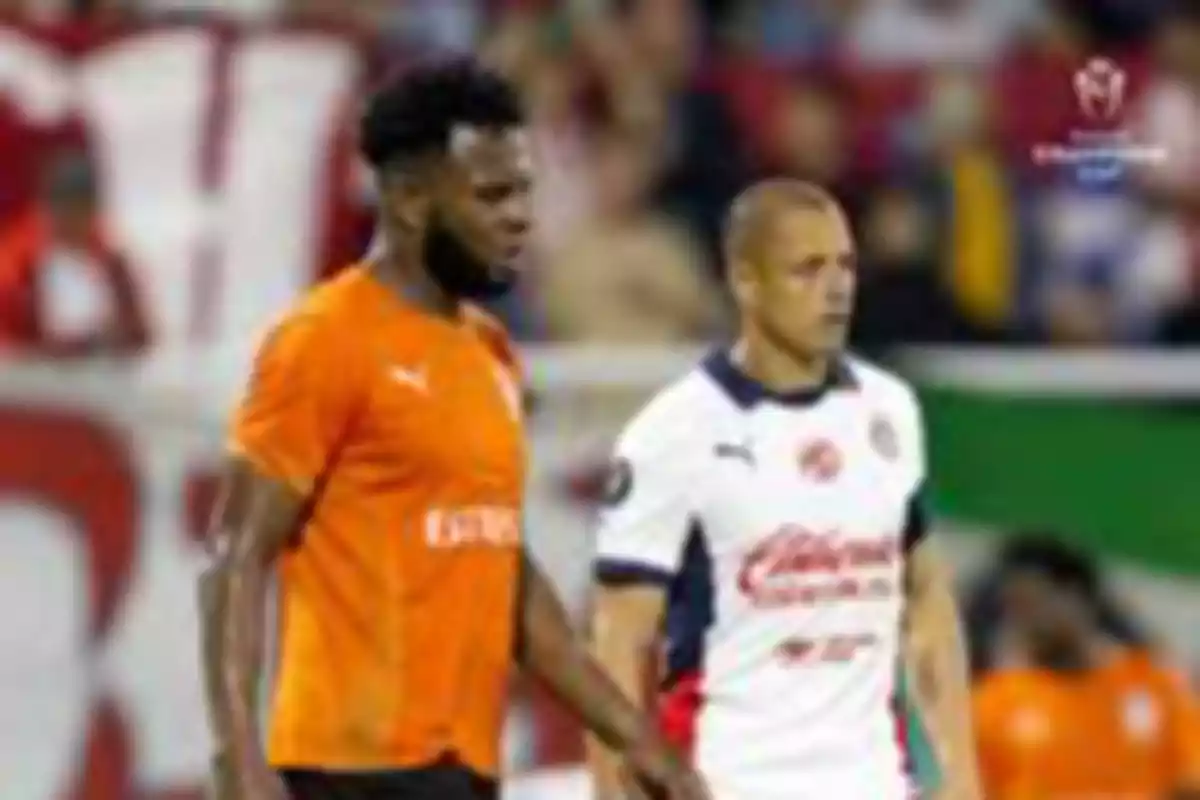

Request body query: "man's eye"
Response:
[476, 185, 510, 203]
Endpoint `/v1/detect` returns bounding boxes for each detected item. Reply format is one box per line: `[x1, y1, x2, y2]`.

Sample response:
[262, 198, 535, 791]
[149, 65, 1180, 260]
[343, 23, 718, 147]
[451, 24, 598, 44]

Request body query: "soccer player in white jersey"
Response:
[587, 180, 981, 800]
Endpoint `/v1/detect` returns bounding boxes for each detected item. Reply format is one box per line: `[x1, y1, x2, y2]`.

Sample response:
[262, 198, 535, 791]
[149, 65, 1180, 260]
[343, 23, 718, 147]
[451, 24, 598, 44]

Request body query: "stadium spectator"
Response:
[850, 183, 977, 353]
[769, 75, 866, 226]
[538, 127, 724, 344]
[973, 536, 1200, 799]
[585, 0, 749, 267]
[496, 19, 592, 260]
[0, 149, 149, 356]
[367, 0, 483, 58]
[849, 0, 1031, 66]
[911, 68, 1036, 340]
[726, 0, 866, 62]
[1141, 0, 1200, 342]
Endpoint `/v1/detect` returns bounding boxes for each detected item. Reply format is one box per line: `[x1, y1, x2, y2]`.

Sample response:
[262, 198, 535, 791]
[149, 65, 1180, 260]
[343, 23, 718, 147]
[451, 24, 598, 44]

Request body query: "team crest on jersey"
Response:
[869, 415, 899, 461]
[798, 438, 842, 483]
[602, 458, 633, 506]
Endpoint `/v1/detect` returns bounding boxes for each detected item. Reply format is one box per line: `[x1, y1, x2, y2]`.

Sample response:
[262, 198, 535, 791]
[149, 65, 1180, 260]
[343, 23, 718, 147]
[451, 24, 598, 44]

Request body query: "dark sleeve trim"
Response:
[904, 489, 929, 553]
[594, 558, 675, 586]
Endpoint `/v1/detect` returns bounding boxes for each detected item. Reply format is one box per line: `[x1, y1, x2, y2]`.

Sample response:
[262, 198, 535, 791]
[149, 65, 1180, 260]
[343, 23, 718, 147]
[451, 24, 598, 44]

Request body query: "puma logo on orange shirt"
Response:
[389, 364, 429, 393]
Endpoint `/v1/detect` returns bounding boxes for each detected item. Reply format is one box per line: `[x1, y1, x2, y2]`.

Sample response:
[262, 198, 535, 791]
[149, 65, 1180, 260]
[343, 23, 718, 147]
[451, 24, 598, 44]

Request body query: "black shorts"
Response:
[279, 759, 498, 800]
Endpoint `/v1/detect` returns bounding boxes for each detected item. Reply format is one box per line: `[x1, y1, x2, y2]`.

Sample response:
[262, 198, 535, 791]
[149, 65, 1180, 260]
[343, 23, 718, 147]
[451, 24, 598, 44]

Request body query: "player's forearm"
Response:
[516, 554, 655, 753]
[587, 596, 658, 796]
[200, 461, 305, 776]
[199, 544, 271, 768]
[907, 556, 982, 799]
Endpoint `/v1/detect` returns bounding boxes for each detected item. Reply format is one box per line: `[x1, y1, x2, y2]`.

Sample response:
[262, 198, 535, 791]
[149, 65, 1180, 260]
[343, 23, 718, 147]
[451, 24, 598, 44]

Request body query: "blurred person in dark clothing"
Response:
[1160, 301, 1200, 343]
[579, 0, 749, 269]
[972, 536, 1200, 800]
[850, 184, 979, 355]
[0, 150, 149, 356]
[769, 77, 864, 225]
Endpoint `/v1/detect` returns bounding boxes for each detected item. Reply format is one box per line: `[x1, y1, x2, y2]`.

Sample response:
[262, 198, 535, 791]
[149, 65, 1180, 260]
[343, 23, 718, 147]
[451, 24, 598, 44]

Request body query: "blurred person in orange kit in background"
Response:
[0, 147, 149, 356]
[974, 536, 1200, 800]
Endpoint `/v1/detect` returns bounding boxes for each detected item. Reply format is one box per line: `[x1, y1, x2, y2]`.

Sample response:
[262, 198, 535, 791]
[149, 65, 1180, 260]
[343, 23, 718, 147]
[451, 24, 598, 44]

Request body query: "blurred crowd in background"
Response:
[5, 0, 1200, 354]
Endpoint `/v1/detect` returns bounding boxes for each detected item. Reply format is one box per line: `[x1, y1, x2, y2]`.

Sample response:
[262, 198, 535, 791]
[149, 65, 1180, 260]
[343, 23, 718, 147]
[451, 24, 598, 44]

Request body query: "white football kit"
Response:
[594, 350, 927, 800]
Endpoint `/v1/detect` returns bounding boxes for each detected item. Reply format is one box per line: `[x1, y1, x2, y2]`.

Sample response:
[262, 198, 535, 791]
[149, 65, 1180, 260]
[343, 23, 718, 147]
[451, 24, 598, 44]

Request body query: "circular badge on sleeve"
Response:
[602, 458, 633, 507]
[870, 415, 899, 462]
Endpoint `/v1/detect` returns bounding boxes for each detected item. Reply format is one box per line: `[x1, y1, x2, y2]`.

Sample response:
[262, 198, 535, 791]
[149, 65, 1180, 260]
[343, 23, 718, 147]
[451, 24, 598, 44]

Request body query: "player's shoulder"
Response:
[462, 303, 518, 369]
[843, 353, 920, 409]
[294, 263, 377, 320]
[973, 667, 1051, 713]
[615, 362, 733, 456]
[275, 264, 372, 326]
[253, 267, 372, 362]
[1110, 647, 1191, 690]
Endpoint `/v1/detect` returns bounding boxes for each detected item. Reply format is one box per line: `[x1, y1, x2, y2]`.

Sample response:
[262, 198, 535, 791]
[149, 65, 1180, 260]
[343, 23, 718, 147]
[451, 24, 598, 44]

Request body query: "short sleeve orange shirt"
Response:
[230, 266, 526, 776]
[974, 649, 1200, 800]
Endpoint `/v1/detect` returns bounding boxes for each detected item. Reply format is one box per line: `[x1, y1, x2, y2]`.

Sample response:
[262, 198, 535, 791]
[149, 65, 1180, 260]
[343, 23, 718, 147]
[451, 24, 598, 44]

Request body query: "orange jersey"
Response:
[230, 265, 526, 776]
[974, 650, 1200, 800]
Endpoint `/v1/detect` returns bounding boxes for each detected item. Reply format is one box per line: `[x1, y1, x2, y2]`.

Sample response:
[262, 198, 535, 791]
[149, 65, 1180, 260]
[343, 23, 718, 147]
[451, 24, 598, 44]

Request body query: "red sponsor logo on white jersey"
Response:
[737, 526, 898, 608]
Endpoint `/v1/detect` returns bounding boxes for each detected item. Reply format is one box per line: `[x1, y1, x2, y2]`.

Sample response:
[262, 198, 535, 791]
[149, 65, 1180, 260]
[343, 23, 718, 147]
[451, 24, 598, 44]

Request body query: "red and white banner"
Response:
[0, 21, 372, 347]
[0, 354, 606, 800]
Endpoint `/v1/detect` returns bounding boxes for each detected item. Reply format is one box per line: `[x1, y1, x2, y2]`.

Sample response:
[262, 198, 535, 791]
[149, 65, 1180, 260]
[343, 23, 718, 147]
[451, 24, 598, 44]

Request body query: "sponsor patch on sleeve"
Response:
[602, 457, 633, 507]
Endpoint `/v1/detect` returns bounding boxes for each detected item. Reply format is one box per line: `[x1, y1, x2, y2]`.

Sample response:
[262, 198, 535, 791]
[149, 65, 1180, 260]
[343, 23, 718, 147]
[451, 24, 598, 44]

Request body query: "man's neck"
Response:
[734, 330, 832, 395]
[367, 242, 459, 320]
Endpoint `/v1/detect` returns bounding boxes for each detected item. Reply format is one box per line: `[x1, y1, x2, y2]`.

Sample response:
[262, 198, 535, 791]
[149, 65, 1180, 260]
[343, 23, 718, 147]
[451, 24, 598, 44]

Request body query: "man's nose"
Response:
[501, 198, 531, 235]
[828, 271, 854, 303]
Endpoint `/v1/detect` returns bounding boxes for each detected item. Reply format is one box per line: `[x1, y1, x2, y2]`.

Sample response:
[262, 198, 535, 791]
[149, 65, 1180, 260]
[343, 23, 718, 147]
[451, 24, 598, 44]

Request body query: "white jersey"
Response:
[593, 350, 927, 800]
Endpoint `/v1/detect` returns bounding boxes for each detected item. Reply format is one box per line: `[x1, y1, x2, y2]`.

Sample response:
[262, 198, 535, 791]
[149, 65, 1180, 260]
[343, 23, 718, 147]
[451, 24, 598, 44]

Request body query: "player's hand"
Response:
[929, 782, 983, 800]
[208, 752, 290, 800]
[621, 731, 711, 800]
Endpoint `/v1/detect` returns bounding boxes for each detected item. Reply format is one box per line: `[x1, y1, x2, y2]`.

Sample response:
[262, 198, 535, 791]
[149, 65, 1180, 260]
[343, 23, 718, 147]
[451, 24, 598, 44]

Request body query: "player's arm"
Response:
[199, 460, 304, 798]
[198, 314, 357, 799]
[589, 571, 668, 797]
[514, 548, 705, 800]
[904, 509, 983, 800]
[585, 409, 697, 799]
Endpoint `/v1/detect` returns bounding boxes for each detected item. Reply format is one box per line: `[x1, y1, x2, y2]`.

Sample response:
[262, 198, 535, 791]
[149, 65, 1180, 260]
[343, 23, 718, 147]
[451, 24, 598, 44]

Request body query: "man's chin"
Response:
[459, 265, 518, 301]
[803, 334, 847, 360]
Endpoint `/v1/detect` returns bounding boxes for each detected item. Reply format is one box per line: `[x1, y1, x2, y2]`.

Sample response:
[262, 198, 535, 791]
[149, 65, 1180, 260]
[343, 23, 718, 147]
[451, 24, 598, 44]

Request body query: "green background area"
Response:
[918, 388, 1200, 576]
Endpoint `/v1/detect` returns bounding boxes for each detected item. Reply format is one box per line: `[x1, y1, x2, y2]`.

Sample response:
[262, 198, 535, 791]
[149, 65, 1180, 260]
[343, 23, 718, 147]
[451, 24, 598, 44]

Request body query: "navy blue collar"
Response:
[702, 348, 858, 410]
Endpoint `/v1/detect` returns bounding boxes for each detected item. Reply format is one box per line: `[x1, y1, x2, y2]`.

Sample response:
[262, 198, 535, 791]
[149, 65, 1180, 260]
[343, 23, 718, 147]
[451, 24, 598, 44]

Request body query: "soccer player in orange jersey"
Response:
[198, 60, 710, 800]
[974, 537, 1200, 800]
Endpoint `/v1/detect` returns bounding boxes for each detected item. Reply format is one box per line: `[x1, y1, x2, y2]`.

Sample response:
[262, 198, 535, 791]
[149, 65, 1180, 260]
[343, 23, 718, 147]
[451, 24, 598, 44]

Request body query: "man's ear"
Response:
[380, 170, 431, 232]
[728, 258, 757, 308]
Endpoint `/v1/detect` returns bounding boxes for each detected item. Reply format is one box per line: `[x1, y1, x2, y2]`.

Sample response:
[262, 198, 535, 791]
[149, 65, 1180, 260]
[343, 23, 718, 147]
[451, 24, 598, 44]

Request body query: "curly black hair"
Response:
[998, 534, 1102, 603]
[359, 58, 525, 172]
